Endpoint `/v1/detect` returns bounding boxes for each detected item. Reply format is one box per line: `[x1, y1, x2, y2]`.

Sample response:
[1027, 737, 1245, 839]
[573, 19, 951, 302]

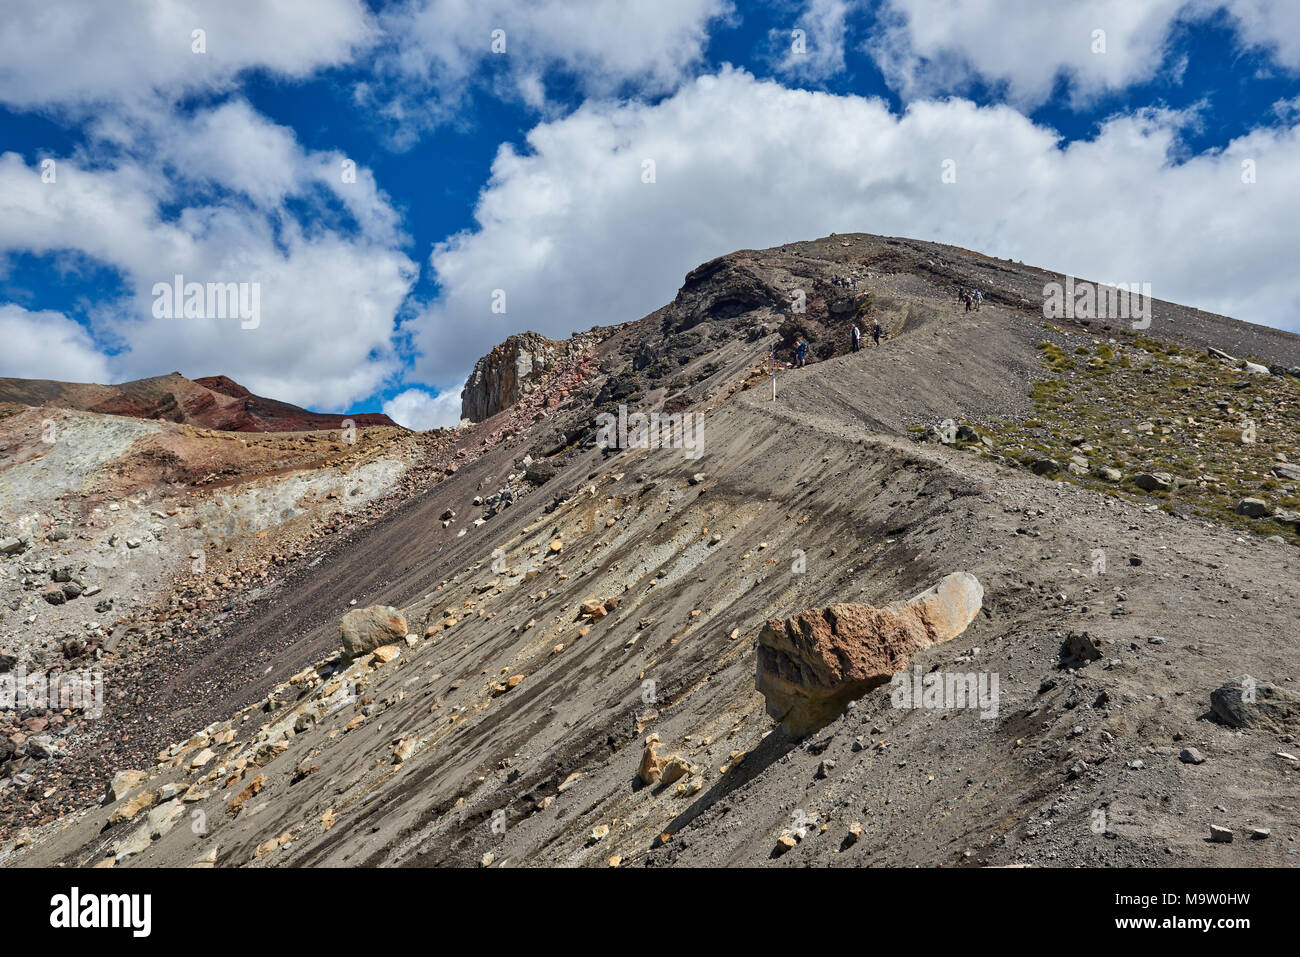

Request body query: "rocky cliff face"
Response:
[460, 331, 594, 423]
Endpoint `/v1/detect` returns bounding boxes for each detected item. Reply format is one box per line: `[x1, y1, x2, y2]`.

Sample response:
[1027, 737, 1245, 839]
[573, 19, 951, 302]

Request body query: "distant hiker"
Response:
[872, 319, 882, 346]
[795, 338, 808, 367]
[851, 324, 861, 352]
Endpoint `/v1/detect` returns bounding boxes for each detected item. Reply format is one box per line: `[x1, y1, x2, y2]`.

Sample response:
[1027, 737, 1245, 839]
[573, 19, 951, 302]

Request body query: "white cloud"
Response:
[867, 0, 1188, 107]
[410, 68, 1300, 389]
[771, 0, 853, 82]
[0, 98, 417, 411]
[0, 0, 374, 110]
[0, 304, 111, 383]
[1205, 0, 1300, 70]
[865, 1, 1300, 109]
[863, 1, 1300, 110]
[383, 386, 464, 430]
[361, 0, 733, 145]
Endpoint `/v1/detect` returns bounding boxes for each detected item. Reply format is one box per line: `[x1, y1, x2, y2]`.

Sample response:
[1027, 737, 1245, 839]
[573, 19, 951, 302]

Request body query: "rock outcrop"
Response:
[755, 573, 984, 737]
[460, 332, 572, 423]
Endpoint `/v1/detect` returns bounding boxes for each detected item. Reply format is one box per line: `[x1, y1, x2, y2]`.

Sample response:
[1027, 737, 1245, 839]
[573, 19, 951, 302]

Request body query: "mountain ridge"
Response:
[0, 372, 399, 433]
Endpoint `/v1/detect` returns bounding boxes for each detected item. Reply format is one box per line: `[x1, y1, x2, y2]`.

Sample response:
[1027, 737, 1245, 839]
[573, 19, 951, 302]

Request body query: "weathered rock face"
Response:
[460, 332, 568, 423]
[338, 605, 408, 660]
[755, 573, 984, 737]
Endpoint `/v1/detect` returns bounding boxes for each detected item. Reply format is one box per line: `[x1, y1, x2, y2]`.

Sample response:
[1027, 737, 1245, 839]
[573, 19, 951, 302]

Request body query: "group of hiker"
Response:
[959, 286, 987, 312]
[829, 274, 859, 289]
[789, 317, 880, 369]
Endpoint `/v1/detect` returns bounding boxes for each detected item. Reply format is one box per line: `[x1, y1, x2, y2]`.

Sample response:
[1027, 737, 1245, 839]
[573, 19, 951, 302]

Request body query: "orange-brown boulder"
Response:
[756, 573, 983, 737]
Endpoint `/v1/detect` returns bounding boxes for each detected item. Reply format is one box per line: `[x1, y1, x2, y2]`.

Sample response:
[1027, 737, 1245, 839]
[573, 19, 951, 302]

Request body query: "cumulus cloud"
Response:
[410, 68, 1300, 389]
[770, 0, 854, 82]
[0, 98, 417, 410]
[383, 386, 464, 430]
[0, 0, 374, 110]
[0, 304, 112, 382]
[1197, 0, 1300, 71]
[359, 0, 733, 145]
[866, 0, 1188, 107]
[865, 0, 1300, 109]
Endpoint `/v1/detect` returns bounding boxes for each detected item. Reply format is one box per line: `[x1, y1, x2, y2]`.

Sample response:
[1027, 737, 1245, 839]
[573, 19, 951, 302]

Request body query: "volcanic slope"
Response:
[0, 372, 398, 432]
[6, 233, 1300, 869]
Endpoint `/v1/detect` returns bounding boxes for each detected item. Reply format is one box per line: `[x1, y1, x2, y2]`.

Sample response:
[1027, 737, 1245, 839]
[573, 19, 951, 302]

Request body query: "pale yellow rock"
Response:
[109, 790, 155, 824]
[660, 756, 692, 786]
[190, 846, 219, 868]
[844, 822, 865, 847]
[254, 836, 282, 857]
[393, 738, 417, 763]
[106, 770, 146, 802]
[147, 799, 184, 839]
[638, 743, 667, 784]
[371, 644, 401, 664]
[114, 825, 153, 861]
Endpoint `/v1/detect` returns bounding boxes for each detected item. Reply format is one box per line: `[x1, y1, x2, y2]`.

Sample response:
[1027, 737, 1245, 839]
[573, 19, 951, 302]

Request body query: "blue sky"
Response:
[2, 0, 1299, 428]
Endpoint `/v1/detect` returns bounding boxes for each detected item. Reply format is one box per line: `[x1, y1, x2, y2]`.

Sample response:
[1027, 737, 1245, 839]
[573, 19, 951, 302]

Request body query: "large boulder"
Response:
[339, 605, 408, 660]
[1132, 472, 1173, 492]
[755, 572, 984, 737]
[1210, 679, 1300, 736]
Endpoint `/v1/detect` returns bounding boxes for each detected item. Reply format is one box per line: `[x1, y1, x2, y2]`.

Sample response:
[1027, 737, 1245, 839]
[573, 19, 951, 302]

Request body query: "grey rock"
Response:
[1235, 497, 1270, 518]
[1210, 679, 1300, 736]
[1060, 632, 1102, 663]
[1132, 472, 1173, 492]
